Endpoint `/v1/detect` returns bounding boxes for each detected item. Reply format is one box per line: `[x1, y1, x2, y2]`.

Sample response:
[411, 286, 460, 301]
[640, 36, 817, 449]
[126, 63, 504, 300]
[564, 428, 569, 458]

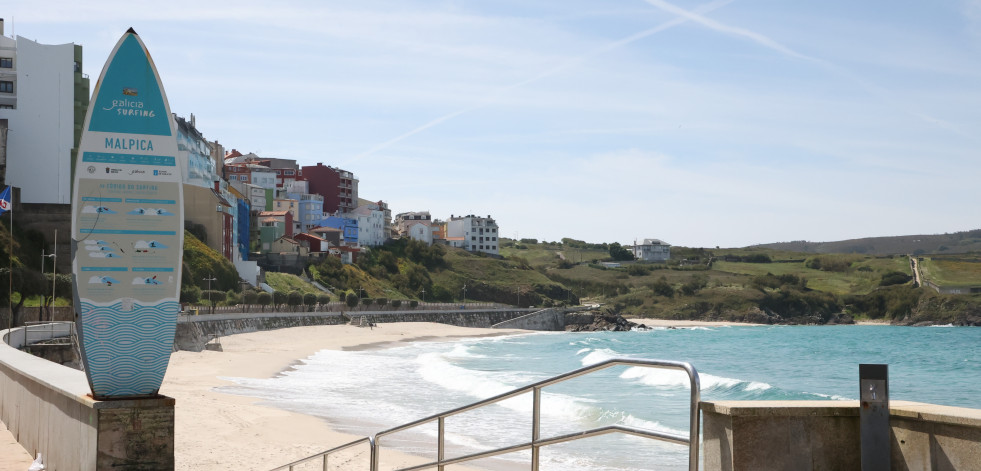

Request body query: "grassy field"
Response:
[264, 272, 326, 296]
[919, 255, 981, 288]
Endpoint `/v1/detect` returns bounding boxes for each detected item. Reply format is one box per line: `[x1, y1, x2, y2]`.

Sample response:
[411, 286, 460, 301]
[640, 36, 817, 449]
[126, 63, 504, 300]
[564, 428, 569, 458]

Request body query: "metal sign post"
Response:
[860, 364, 890, 470]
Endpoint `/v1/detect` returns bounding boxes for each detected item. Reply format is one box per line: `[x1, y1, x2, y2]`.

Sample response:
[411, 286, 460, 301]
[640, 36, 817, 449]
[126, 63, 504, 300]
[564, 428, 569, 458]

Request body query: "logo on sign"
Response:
[0, 200, 8, 211]
[87, 166, 97, 174]
[123, 88, 138, 96]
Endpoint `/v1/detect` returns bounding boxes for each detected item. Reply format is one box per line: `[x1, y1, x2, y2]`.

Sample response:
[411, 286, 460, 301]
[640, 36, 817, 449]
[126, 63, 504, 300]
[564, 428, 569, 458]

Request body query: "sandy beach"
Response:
[161, 323, 527, 471]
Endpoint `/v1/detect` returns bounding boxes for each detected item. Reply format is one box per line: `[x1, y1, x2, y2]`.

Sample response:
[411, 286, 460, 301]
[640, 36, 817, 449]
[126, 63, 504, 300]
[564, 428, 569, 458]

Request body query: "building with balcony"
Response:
[446, 214, 500, 255]
[351, 204, 386, 247]
[302, 162, 358, 214]
[0, 20, 90, 203]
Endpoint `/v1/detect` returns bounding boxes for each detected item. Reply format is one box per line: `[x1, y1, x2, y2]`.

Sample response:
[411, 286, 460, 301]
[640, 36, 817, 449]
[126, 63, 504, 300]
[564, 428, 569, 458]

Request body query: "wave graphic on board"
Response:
[78, 300, 178, 397]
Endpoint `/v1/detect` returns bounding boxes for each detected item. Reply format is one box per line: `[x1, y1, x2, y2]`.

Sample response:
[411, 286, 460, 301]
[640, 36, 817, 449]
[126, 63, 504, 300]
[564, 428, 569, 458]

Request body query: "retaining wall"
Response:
[1, 326, 174, 471]
[702, 400, 981, 470]
[491, 309, 565, 331]
[174, 309, 537, 351]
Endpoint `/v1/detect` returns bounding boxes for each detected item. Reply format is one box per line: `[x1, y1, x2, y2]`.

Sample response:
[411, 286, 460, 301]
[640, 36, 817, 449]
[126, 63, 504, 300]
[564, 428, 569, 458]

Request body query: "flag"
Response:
[0, 186, 10, 216]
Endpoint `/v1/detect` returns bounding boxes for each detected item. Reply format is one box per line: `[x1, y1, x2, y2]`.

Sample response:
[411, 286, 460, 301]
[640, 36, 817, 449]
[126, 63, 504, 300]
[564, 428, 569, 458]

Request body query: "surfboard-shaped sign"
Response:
[71, 28, 183, 399]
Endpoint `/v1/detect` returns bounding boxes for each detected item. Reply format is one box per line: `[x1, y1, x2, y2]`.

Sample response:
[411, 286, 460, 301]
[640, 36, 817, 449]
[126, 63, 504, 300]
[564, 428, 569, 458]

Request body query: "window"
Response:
[285, 170, 295, 176]
[0, 58, 11, 68]
[0, 81, 12, 93]
[471, 236, 476, 241]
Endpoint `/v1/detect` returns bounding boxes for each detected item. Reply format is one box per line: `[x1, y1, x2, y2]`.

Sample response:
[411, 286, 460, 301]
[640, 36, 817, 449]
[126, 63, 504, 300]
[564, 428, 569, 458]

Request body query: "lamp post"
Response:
[420, 288, 425, 303]
[203, 276, 217, 313]
[41, 250, 56, 322]
[461, 283, 467, 307]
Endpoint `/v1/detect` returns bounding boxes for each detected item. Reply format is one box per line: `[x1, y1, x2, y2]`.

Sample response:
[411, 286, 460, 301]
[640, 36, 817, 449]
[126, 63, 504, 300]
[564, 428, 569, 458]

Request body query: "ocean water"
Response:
[220, 325, 980, 470]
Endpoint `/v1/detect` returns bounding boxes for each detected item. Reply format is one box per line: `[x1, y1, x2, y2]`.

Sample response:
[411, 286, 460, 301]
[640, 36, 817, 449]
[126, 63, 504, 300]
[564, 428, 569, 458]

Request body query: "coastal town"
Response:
[2, 6, 981, 471]
[0, 26, 512, 290]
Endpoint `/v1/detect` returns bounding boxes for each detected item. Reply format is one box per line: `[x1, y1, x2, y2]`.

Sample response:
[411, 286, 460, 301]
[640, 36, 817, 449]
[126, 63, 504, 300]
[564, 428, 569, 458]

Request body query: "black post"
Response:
[860, 364, 890, 470]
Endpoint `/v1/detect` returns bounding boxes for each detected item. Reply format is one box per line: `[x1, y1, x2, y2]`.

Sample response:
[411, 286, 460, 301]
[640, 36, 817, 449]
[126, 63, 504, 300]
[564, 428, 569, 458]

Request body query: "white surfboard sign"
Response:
[71, 28, 183, 399]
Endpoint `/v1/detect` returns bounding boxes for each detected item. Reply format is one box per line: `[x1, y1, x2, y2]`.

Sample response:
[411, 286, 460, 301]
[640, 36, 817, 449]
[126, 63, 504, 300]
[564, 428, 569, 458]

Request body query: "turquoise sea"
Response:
[222, 325, 980, 470]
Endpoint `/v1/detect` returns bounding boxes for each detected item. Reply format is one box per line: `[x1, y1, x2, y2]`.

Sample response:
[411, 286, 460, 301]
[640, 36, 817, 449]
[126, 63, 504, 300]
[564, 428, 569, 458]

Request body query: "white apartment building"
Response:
[446, 214, 500, 255]
[351, 203, 386, 247]
[0, 22, 89, 204]
[632, 238, 671, 262]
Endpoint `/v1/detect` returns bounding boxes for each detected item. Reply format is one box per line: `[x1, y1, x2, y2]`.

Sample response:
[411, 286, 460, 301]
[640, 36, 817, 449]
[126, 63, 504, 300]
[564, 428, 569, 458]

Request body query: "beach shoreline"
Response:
[161, 323, 528, 471]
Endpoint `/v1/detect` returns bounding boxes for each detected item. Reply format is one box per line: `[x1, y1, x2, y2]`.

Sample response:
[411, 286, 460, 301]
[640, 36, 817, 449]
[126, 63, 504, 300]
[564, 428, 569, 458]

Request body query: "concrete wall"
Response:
[1, 325, 174, 470]
[174, 309, 536, 351]
[702, 400, 981, 471]
[492, 309, 565, 331]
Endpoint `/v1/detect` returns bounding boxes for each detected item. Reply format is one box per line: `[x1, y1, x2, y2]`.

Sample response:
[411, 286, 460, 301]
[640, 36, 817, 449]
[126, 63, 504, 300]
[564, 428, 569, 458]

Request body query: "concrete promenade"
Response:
[1, 418, 33, 469]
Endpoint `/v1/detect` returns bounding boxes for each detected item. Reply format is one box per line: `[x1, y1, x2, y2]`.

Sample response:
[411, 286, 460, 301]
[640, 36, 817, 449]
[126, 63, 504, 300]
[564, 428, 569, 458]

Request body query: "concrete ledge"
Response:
[1, 326, 174, 471]
[701, 400, 981, 471]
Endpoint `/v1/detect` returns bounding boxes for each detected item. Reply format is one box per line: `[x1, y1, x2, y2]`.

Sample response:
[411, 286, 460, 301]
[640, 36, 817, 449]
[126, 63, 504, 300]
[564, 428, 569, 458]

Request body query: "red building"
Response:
[301, 163, 358, 214]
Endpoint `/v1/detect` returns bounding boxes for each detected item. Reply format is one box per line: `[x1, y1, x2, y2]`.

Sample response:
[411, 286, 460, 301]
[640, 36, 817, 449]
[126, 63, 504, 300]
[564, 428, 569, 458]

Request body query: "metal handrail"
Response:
[270, 358, 700, 471]
[271, 437, 372, 471]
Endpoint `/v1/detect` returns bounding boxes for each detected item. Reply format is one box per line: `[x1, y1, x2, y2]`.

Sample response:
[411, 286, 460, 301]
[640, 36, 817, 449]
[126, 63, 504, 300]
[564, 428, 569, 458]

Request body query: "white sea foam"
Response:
[579, 348, 625, 366]
[929, 323, 956, 328]
[618, 366, 773, 394]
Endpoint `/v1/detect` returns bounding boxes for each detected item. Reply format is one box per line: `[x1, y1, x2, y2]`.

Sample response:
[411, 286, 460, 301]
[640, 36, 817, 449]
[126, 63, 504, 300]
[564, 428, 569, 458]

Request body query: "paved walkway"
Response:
[1, 419, 33, 470]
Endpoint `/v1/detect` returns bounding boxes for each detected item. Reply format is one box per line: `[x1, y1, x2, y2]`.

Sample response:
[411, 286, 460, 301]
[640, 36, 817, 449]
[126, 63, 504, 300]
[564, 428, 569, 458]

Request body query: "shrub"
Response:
[303, 292, 317, 309]
[626, 264, 651, 276]
[409, 300, 419, 309]
[345, 292, 359, 308]
[243, 290, 258, 305]
[317, 294, 331, 306]
[376, 297, 388, 309]
[880, 271, 912, 287]
[391, 299, 402, 309]
[651, 277, 674, 298]
[180, 285, 201, 304]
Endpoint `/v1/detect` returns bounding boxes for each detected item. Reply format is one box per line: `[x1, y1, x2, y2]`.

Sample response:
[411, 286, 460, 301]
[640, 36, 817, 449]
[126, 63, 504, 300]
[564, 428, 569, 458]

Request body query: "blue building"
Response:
[287, 191, 325, 234]
[316, 216, 358, 246]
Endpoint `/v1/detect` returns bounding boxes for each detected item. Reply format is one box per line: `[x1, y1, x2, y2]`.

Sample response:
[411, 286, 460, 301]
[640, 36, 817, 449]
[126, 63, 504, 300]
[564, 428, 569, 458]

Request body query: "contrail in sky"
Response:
[347, 0, 735, 163]
[643, 0, 969, 138]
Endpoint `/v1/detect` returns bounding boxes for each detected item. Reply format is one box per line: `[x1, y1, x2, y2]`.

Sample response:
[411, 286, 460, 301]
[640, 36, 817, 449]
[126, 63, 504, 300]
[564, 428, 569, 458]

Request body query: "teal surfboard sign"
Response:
[71, 29, 183, 399]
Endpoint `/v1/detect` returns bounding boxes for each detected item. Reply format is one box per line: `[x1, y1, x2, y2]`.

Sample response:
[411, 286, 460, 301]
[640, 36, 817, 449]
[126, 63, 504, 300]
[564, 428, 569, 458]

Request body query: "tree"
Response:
[317, 294, 331, 309]
[272, 290, 287, 312]
[201, 290, 226, 313]
[375, 297, 388, 310]
[391, 299, 402, 310]
[257, 292, 272, 310]
[303, 292, 317, 310]
[409, 300, 419, 309]
[243, 290, 258, 312]
[609, 242, 635, 261]
[361, 297, 374, 310]
[345, 292, 359, 309]
[287, 291, 303, 311]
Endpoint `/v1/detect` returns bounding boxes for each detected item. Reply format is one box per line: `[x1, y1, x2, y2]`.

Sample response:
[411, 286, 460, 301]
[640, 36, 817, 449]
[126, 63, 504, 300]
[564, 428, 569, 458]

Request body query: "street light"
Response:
[203, 276, 217, 313]
[420, 288, 425, 303]
[461, 283, 467, 306]
[41, 250, 56, 322]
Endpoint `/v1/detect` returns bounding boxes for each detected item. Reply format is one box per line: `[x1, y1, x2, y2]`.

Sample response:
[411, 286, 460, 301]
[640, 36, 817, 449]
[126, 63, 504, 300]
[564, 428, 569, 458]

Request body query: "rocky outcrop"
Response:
[565, 312, 647, 332]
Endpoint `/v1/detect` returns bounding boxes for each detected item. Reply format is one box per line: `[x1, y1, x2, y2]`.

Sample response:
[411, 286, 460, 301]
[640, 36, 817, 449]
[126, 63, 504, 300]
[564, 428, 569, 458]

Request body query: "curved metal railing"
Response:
[271, 358, 700, 471]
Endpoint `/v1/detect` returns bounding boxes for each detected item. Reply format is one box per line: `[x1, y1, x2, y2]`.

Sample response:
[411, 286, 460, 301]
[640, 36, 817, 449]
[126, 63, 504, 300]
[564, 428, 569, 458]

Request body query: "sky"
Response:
[8, 0, 981, 248]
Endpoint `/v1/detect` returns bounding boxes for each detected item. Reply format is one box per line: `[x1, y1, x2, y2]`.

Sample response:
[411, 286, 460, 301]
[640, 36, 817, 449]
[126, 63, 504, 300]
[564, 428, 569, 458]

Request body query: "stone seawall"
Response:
[491, 309, 566, 331]
[175, 309, 536, 351]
